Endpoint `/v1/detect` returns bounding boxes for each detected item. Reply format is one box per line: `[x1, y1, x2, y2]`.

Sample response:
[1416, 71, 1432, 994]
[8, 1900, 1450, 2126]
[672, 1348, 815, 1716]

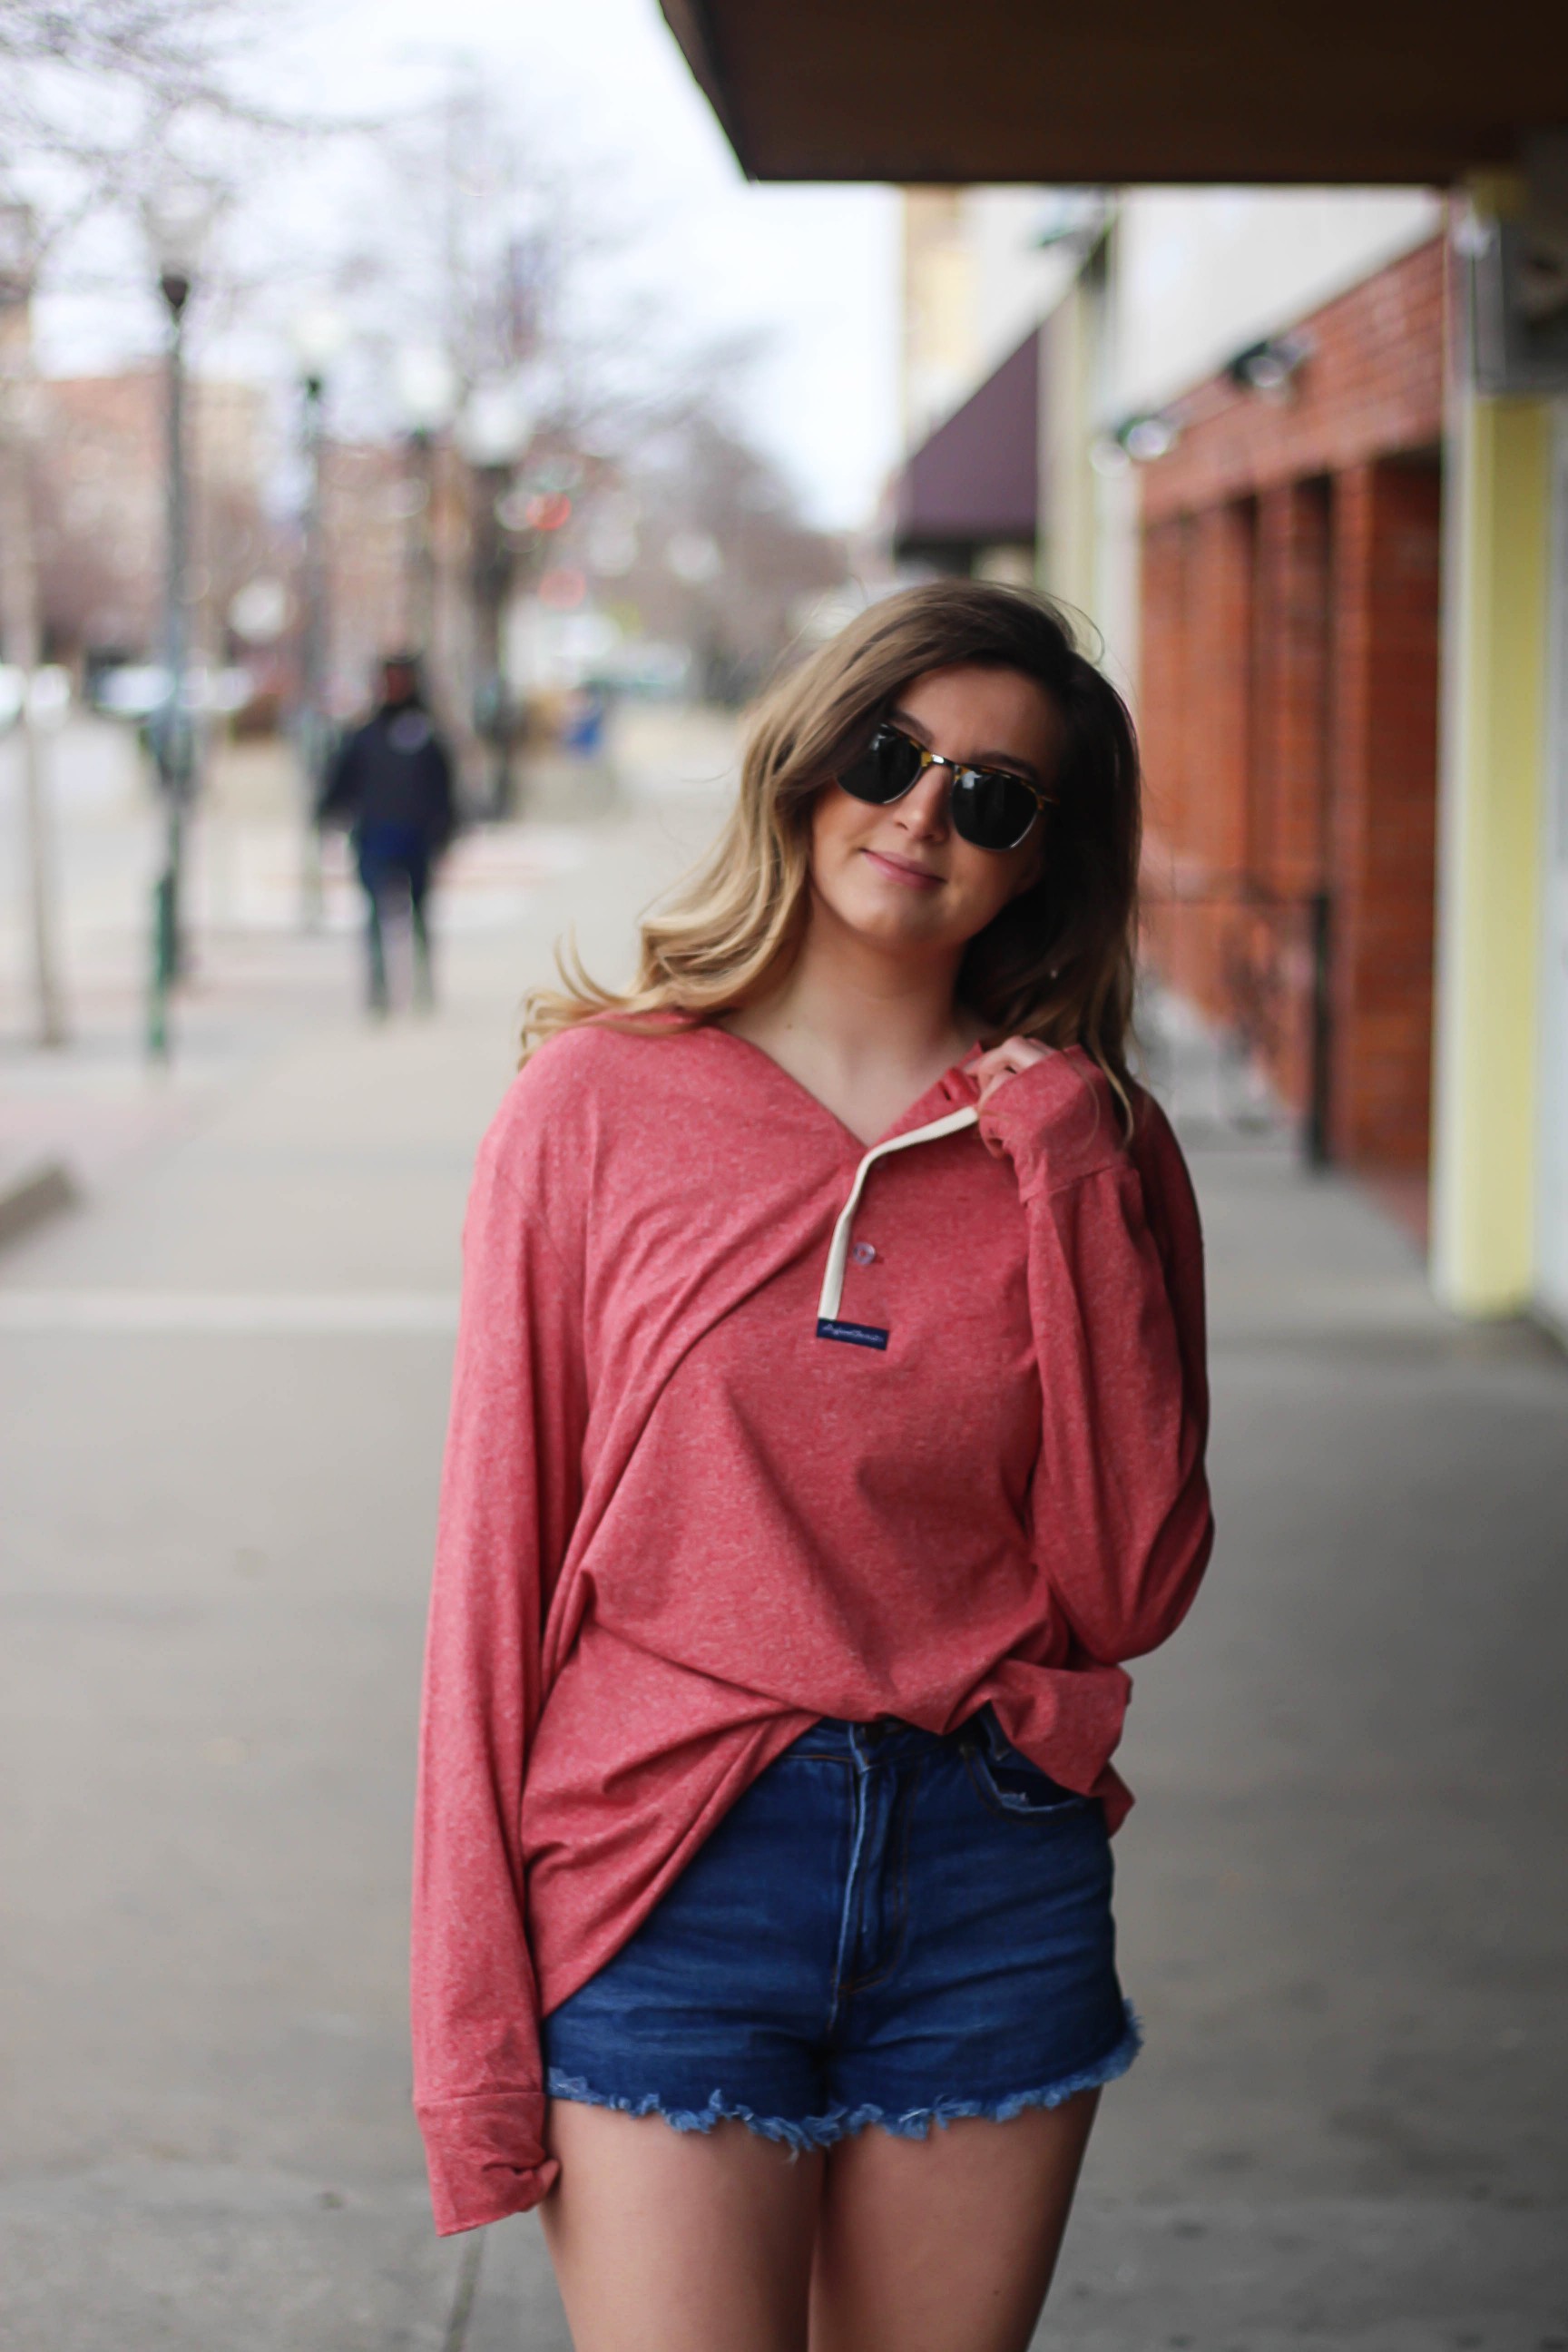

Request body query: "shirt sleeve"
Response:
[977, 1047, 1212, 1667]
[411, 1123, 588, 2235]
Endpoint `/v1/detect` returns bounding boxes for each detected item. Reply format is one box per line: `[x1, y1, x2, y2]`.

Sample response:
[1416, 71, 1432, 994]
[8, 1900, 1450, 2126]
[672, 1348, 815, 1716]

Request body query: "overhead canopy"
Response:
[659, 0, 1562, 184]
[894, 328, 1039, 564]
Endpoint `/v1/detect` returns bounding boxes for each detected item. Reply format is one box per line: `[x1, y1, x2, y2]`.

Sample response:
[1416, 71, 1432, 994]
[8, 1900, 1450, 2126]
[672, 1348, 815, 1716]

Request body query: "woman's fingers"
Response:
[974, 1035, 1053, 1107]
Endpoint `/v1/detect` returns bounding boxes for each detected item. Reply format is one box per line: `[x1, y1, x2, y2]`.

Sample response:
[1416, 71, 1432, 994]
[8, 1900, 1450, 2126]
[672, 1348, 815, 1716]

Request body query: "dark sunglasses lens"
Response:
[951, 768, 1039, 850]
[838, 729, 921, 807]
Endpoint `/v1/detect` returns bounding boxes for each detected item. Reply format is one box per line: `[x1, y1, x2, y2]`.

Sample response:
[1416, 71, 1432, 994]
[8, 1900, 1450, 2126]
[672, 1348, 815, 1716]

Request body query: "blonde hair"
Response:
[523, 581, 1142, 1112]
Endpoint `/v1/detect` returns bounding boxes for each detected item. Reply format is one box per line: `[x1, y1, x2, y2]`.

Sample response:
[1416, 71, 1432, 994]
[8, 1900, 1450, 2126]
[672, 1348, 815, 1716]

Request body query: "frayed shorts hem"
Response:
[545, 2001, 1142, 2157]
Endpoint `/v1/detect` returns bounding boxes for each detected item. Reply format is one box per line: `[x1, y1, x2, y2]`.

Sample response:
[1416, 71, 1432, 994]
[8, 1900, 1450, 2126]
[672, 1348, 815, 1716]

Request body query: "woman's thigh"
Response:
[810, 2092, 1100, 2352]
[541, 2098, 824, 2352]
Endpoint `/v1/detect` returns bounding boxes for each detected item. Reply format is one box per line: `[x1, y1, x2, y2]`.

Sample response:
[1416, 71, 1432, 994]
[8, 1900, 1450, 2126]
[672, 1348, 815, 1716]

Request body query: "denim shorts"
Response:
[541, 1711, 1140, 2151]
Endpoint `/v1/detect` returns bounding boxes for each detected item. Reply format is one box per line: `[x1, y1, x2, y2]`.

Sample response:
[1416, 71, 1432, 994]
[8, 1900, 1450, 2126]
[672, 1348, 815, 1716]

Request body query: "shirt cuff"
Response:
[976, 1047, 1128, 1197]
[416, 2089, 559, 2236]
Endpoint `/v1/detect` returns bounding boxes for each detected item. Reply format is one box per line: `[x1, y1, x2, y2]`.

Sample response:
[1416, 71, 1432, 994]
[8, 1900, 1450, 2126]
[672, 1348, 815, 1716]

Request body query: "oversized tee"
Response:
[412, 1022, 1212, 2235]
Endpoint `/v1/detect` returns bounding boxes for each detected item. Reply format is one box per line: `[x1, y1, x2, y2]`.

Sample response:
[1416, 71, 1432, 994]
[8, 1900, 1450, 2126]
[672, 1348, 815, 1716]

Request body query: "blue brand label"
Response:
[817, 1317, 889, 1350]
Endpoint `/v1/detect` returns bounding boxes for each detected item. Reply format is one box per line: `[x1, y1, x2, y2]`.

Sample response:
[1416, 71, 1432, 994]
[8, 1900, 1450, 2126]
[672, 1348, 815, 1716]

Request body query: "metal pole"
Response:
[148, 272, 192, 1062]
[299, 371, 328, 929]
[1306, 887, 1333, 1169]
[16, 665, 66, 1047]
[407, 427, 436, 656]
[473, 462, 514, 819]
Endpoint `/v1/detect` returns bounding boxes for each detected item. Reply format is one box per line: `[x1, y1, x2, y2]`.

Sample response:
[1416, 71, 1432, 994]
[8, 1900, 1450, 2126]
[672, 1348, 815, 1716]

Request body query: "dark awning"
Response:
[894, 328, 1039, 562]
[658, 0, 1558, 184]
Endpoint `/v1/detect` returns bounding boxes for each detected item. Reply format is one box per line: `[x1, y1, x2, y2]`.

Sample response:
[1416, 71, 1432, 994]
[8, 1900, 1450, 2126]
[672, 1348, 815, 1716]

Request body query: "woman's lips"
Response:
[863, 847, 942, 889]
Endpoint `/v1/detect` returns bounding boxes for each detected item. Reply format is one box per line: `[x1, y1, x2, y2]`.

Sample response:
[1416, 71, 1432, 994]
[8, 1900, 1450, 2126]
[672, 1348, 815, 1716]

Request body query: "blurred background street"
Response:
[2, 0, 1566, 2347]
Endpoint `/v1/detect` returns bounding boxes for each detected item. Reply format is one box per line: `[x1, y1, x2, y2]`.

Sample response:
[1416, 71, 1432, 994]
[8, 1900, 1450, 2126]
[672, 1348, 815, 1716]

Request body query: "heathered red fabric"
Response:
[412, 1023, 1211, 2235]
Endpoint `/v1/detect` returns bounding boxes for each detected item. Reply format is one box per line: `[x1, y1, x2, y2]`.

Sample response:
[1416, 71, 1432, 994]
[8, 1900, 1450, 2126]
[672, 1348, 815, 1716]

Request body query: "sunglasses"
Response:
[836, 721, 1051, 853]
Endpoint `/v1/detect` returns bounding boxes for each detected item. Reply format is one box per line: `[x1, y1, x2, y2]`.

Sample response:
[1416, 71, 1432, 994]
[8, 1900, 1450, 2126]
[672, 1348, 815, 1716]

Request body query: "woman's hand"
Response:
[973, 1034, 1054, 1112]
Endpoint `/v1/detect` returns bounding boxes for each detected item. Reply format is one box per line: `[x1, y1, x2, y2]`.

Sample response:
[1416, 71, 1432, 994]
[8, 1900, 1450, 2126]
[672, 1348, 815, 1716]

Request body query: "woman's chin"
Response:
[837, 902, 958, 958]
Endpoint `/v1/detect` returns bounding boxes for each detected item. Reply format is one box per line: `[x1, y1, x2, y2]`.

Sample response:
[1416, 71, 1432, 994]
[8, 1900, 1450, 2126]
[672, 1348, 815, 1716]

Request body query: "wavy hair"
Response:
[523, 580, 1142, 1112]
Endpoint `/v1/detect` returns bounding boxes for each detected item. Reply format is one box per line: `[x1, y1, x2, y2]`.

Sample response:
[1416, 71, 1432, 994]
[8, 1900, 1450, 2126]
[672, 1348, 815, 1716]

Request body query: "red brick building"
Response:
[33, 369, 276, 666]
[29, 369, 443, 729]
[1136, 237, 1446, 1179]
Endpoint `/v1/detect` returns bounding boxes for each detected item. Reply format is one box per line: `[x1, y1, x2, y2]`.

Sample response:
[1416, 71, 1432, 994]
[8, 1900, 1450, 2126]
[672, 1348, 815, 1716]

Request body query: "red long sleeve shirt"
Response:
[412, 1024, 1211, 2234]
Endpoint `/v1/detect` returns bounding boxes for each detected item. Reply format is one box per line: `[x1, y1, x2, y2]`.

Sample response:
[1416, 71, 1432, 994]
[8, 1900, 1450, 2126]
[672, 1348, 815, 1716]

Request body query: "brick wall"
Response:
[1136, 234, 1446, 1174]
[1328, 460, 1442, 1167]
[1252, 480, 1331, 896]
[1140, 239, 1446, 524]
[34, 371, 274, 662]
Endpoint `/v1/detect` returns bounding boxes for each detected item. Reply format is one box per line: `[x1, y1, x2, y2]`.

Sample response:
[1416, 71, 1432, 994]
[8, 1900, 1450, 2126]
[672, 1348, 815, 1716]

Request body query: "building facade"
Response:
[1095, 185, 1567, 1328]
[887, 181, 1567, 1333]
[32, 369, 276, 670]
[1134, 234, 1446, 1192]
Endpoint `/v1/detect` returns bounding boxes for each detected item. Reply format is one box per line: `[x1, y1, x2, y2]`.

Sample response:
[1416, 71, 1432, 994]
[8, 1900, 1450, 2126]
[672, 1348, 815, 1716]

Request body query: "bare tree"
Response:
[0, 0, 285, 1045]
[0, 234, 64, 1043]
[605, 402, 848, 703]
[291, 67, 847, 757]
[0, 1, 272, 181]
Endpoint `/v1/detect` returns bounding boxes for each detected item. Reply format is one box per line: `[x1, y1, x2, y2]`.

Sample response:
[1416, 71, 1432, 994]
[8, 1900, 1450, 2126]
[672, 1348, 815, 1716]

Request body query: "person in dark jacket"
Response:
[318, 655, 458, 1014]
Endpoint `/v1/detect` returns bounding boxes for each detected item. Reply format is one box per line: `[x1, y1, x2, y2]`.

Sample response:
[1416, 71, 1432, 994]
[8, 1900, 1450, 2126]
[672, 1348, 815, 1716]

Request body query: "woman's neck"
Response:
[722, 906, 977, 1146]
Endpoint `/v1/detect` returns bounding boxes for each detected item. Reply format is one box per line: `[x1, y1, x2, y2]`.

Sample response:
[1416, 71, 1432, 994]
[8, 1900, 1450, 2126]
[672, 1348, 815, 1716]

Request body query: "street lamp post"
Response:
[395, 346, 456, 666]
[456, 380, 534, 820]
[142, 180, 212, 1063]
[289, 307, 347, 930]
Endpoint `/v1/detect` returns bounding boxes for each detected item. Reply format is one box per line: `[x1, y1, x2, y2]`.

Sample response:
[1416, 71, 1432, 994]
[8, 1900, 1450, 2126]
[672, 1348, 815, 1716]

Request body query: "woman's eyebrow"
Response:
[888, 708, 1042, 784]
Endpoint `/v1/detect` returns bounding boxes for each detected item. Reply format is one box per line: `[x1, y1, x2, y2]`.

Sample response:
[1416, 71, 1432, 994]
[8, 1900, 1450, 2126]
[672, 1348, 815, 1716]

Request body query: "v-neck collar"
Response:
[704, 1023, 984, 1157]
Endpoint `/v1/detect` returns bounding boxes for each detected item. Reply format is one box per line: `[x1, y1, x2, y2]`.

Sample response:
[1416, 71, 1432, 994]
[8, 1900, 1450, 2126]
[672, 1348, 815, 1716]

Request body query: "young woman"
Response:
[412, 581, 1212, 2352]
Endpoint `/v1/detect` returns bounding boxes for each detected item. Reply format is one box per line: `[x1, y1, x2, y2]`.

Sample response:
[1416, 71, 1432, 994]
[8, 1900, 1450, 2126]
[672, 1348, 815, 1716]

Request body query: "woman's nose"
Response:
[895, 762, 950, 838]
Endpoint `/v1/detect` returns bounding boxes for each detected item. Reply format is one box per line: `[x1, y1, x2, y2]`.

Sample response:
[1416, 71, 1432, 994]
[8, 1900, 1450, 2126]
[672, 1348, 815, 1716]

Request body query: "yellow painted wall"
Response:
[1038, 275, 1099, 620]
[1432, 392, 1552, 1313]
[901, 191, 976, 451]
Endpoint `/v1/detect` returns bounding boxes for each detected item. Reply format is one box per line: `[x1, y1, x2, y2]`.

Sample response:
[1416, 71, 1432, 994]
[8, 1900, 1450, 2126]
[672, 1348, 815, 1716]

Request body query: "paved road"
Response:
[2, 774, 1564, 2349]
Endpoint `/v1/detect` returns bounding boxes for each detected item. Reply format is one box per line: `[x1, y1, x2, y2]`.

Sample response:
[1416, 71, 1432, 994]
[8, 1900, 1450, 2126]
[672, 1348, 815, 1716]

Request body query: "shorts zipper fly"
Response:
[828, 1727, 916, 2029]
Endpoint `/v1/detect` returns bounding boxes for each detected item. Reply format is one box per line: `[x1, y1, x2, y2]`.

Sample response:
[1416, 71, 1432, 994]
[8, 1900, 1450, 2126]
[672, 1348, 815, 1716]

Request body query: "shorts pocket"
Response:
[959, 1713, 1093, 1818]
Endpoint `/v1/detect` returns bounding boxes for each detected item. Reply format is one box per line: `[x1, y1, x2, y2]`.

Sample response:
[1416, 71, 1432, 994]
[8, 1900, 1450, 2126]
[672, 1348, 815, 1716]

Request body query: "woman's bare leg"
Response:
[541, 2100, 824, 2352]
[808, 2090, 1100, 2352]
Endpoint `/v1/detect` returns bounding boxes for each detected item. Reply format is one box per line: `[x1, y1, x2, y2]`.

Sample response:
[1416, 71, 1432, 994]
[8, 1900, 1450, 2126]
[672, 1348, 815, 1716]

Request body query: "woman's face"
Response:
[808, 662, 1059, 965]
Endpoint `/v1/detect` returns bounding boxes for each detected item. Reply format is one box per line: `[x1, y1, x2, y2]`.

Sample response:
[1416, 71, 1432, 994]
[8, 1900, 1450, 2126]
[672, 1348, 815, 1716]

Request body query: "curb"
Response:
[0, 1158, 79, 1250]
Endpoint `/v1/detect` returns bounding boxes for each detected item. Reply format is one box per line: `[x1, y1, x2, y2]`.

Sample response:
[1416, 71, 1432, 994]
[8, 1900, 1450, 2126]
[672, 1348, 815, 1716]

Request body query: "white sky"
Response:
[34, 0, 901, 531]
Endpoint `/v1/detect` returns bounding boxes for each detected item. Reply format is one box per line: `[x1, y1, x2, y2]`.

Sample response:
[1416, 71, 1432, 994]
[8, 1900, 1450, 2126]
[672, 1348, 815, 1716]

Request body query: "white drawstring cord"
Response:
[816, 1104, 979, 1327]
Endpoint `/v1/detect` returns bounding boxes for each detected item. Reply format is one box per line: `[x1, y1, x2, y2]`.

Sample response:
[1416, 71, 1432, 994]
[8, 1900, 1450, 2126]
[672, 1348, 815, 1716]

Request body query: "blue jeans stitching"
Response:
[838, 1756, 920, 1998]
[827, 1747, 872, 2035]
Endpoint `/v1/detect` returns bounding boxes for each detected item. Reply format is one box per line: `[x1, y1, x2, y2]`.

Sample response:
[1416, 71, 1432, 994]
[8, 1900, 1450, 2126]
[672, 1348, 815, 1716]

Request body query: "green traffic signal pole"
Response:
[147, 262, 193, 1064]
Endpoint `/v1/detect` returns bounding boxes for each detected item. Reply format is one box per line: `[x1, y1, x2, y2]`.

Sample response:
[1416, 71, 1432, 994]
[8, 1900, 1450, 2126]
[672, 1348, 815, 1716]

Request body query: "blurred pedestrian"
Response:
[412, 581, 1214, 2350]
[318, 654, 456, 1014]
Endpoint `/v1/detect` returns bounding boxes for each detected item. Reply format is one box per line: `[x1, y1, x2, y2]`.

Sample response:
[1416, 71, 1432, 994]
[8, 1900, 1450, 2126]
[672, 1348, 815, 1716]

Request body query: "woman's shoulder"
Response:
[514, 1013, 710, 1093]
[514, 1015, 649, 1089]
[481, 1017, 713, 1174]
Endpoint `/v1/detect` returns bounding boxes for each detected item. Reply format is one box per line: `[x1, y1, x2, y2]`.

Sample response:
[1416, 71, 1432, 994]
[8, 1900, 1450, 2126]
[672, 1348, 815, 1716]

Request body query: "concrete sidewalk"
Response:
[0, 784, 717, 2352]
[1047, 1132, 1568, 2347]
[2, 777, 1564, 2348]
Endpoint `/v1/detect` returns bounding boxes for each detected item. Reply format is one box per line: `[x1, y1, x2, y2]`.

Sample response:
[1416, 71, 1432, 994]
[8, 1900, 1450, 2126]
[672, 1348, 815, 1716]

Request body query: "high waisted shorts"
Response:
[541, 1711, 1140, 2151]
